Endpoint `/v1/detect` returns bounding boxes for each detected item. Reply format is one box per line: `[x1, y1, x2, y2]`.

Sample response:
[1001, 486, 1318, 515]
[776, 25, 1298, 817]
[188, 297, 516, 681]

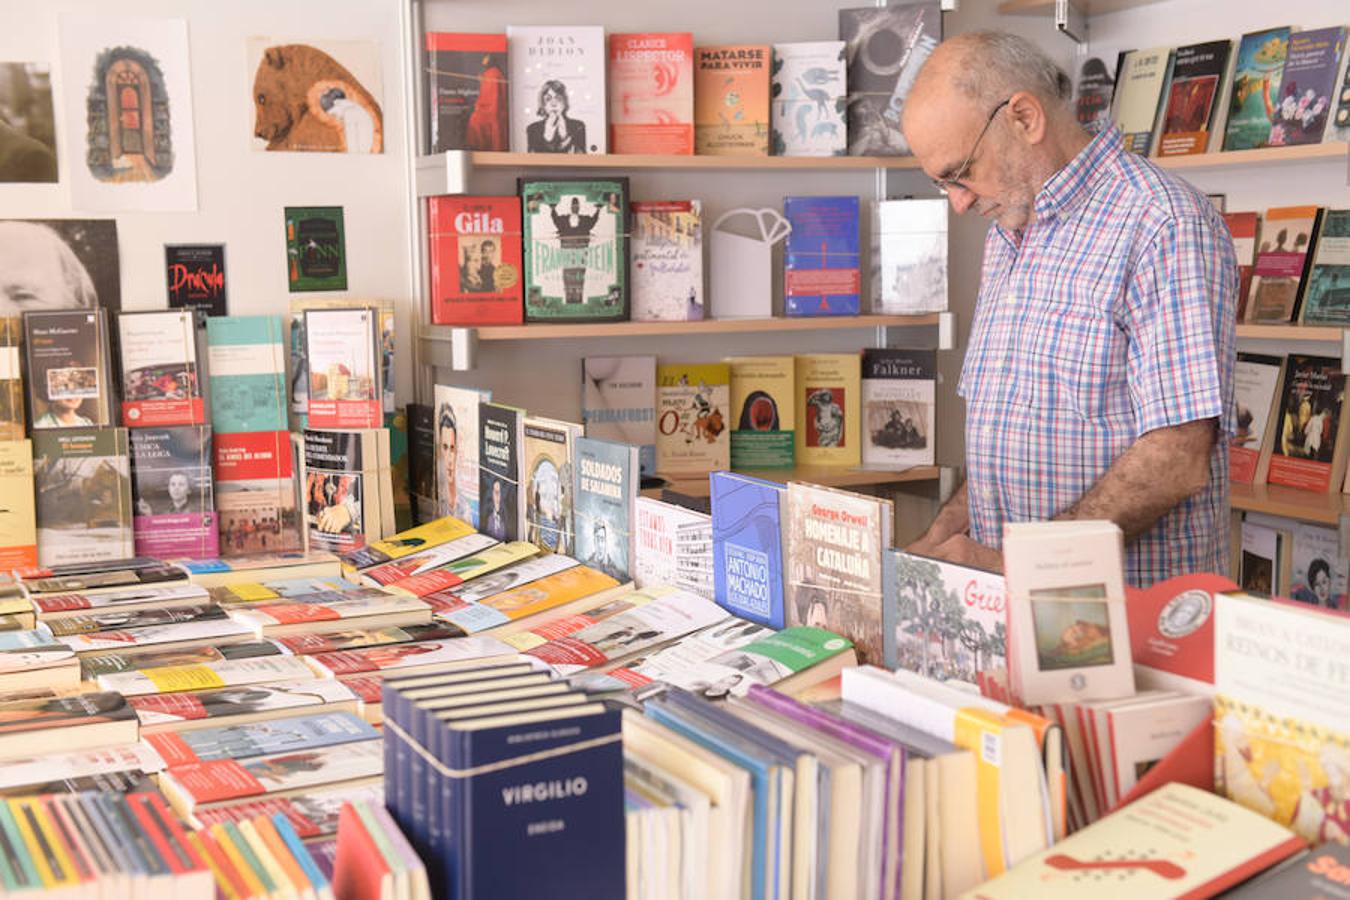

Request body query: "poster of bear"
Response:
[247, 38, 383, 153]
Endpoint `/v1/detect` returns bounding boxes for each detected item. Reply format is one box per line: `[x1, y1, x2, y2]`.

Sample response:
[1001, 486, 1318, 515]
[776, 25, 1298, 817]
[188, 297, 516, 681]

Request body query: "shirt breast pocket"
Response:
[1014, 309, 1124, 421]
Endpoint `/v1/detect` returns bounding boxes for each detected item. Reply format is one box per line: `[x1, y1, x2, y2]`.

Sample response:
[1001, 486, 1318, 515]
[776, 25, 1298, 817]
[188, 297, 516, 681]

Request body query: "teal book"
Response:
[1301, 209, 1350, 325]
[205, 316, 287, 434]
[1223, 27, 1292, 151]
[573, 435, 638, 583]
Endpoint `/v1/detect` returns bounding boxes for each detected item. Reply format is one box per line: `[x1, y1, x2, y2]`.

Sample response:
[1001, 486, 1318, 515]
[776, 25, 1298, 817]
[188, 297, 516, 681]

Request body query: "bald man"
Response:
[904, 32, 1236, 586]
[0, 221, 98, 314]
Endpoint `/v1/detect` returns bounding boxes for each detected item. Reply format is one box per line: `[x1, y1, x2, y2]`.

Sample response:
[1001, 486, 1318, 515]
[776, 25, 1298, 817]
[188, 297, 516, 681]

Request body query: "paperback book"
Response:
[1246, 206, 1322, 323]
[118, 309, 209, 428]
[1269, 27, 1344, 146]
[656, 363, 730, 476]
[581, 355, 656, 476]
[1267, 354, 1347, 492]
[875, 197, 947, 314]
[194, 783, 385, 840]
[128, 678, 359, 731]
[433, 383, 489, 528]
[406, 402, 436, 524]
[0, 317, 23, 441]
[425, 32, 509, 153]
[427, 195, 524, 326]
[523, 416, 581, 554]
[507, 26, 606, 154]
[478, 402, 526, 542]
[79, 640, 282, 681]
[304, 308, 383, 430]
[770, 42, 847, 156]
[694, 44, 770, 155]
[304, 636, 516, 677]
[1157, 39, 1232, 156]
[631, 201, 703, 321]
[214, 431, 302, 558]
[227, 593, 431, 639]
[1301, 209, 1350, 325]
[130, 425, 217, 560]
[574, 436, 638, 583]
[882, 549, 1008, 682]
[434, 564, 621, 635]
[287, 298, 394, 431]
[1230, 353, 1284, 484]
[838, 4, 940, 157]
[520, 177, 630, 322]
[303, 429, 385, 554]
[795, 353, 862, 467]
[727, 355, 795, 469]
[784, 195, 861, 316]
[23, 309, 113, 429]
[1112, 46, 1171, 154]
[43, 602, 226, 638]
[146, 711, 378, 766]
[1074, 57, 1116, 135]
[634, 497, 706, 591]
[57, 616, 255, 657]
[0, 440, 36, 570]
[608, 33, 694, 154]
[32, 427, 133, 567]
[1289, 521, 1346, 609]
[710, 472, 786, 629]
[1224, 28, 1292, 151]
[1226, 211, 1261, 316]
[204, 315, 287, 434]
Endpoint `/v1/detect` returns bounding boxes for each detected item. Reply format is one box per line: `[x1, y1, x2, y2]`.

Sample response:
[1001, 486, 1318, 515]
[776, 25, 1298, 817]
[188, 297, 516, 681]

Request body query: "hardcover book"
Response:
[633, 497, 706, 591]
[520, 177, 630, 322]
[1226, 211, 1261, 317]
[1074, 57, 1116, 135]
[784, 195, 861, 316]
[875, 197, 947, 314]
[1230, 353, 1284, 485]
[581, 356, 656, 476]
[784, 481, 892, 665]
[1246, 206, 1323, 323]
[694, 45, 770, 155]
[165, 244, 227, 317]
[710, 472, 786, 629]
[118, 309, 209, 428]
[727, 355, 795, 469]
[1224, 28, 1293, 151]
[214, 431, 302, 558]
[285, 207, 347, 292]
[507, 26, 606, 154]
[861, 348, 935, 468]
[1269, 27, 1345, 146]
[522, 416, 581, 554]
[794, 353, 862, 467]
[1268, 354, 1347, 493]
[32, 427, 133, 567]
[130, 426, 217, 560]
[0, 441, 36, 570]
[427, 195, 523, 326]
[425, 32, 509, 152]
[1111, 46, 1171, 154]
[608, 33, 694, 155]
[0, 317, 23, 441]
[655, 363, 730, 476]
[23, 309, 113, 429]
[574, 436, 637, 584]
[204, 316, 287, 434]
[433, 384, 489, 528]
[883, 549, 1007, 682]
[1158, 39, 1232, 156]
[838, 4, 941, 157]
[303, 429, 383, 554]
[303, 308, 382, 430]
[631, 201, 703, 321]
[478, 402, 526, 543]
[1301, 209, 1350, 325]
[770, 41, 847, 156]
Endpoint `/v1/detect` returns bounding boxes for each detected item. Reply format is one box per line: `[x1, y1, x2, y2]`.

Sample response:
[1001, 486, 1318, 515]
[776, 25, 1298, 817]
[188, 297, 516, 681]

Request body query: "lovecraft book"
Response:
[478, 402, 526, 543]
[520, 177, 630, 322]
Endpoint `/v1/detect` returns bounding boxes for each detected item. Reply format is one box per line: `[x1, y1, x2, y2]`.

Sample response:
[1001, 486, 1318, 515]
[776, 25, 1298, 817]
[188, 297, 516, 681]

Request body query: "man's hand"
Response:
[907, 482, 969, 557]
[928, 534, 1003, 572]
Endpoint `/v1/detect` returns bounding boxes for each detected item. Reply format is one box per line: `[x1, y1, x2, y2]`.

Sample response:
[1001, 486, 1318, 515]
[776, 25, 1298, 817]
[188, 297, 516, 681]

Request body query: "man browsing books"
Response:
[902, 32, 1237, 586]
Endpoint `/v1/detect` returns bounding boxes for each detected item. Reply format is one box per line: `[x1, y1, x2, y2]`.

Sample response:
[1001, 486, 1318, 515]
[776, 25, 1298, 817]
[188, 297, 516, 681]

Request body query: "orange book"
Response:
[609, 33, 694, 154]
[188, 830, 246, 900]
[694, 45, 771, 155]
[252, 815, 312, 894]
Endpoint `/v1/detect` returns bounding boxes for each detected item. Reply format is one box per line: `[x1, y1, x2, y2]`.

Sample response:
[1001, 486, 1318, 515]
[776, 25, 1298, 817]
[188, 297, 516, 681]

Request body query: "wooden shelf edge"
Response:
[1236, 323, 1344, 342]
[465, 150, 925, 171]
[1230, 482, 1348, 525]
[654, 465, 946, 498]
[420, 314, 942, 342]
[1156, 142, 1347, 171]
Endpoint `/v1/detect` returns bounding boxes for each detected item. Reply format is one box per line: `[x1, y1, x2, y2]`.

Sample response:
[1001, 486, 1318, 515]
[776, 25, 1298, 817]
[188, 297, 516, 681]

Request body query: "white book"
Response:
[507, 26, 607, 154]
[770, 42, 847, 156]
[0, 742, 167, 791]
[635, 497, 709, 590]
[128, 678, 359, 730]
[433, 383, 489, 528]
[446, 554, 580, 605]
[98, 654, 318, 697]
[874, 199, 947, 314]
[631, 201, 704, 322]
[227, 593, 432, 637]
[59, 617, 255, 655]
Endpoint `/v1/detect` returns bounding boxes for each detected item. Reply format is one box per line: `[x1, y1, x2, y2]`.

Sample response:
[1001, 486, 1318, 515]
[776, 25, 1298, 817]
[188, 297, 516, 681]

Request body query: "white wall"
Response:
[0, 0, 416, 399]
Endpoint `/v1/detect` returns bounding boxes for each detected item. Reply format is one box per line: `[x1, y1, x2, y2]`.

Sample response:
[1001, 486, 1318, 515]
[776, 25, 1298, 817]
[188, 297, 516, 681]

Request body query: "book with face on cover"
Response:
[130, 425, 217, 560]
[428, 195, 523, 326]
[478, 402, 526, 543]
[1074, 57, 1116, 135]
[520, 177, 630, 322]
[507, 26, 606, 154]
[522, 416, 582, 555]
[303, 429, 387, 555]
[433, 384, 489, 529]
[861, 348, 936, 468]
[794, 353, 861, 467]
[23, 309, 113, 431]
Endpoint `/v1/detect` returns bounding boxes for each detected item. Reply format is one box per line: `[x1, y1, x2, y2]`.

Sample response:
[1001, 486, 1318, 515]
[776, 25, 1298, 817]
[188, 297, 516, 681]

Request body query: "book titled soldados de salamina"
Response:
[520, 177, 630, 322]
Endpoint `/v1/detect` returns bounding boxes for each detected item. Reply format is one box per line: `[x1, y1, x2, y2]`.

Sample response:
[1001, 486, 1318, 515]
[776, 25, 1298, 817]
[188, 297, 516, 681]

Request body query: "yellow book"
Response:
[211, 823, 269, 898]
[186, 832, 241, 900]
[656, 363, 731, 476]
[0, 440, 37, 571]
[475, 564, 621, 625]
[793, 354, 861, 467]
[7, 799, 73, 889]
[726, 356, 795, 469]
[341, 514, 476, 574]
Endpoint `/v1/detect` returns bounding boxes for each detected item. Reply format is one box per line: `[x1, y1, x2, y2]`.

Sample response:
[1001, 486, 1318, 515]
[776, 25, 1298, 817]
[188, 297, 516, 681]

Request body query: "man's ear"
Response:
[1006, 90, 1048, 145]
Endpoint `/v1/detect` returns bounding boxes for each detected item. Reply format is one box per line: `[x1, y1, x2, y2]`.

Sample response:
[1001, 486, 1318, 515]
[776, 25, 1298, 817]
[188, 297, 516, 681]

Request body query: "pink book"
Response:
[608, 33, 694, 154]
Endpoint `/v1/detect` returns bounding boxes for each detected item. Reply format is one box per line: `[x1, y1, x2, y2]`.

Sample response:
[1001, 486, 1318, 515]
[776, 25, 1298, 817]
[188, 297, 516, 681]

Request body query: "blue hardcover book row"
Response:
[710, 471, 788, 629]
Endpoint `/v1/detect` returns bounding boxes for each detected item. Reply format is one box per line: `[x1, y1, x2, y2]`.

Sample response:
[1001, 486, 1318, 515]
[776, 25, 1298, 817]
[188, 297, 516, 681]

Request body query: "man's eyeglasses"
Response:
[931, 97, 1011, 196]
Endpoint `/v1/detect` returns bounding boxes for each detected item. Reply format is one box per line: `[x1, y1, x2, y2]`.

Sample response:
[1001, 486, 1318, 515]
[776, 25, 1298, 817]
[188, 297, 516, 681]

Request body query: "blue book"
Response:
[784, 195, 861, 317]
[204, 316, 287, 433]
[711, 471, 787, 628]
[573, 436, 638, 584]
[272, 814, 331, 893]
[159, 711, 377, 762]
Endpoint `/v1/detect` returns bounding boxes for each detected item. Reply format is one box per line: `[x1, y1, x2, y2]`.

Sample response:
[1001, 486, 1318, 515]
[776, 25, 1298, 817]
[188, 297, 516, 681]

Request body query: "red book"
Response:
[608, 33, 695, 154]
[425, 33, 509, 152]
[146, 731, 198, 767]
[214, 430, 302, 557]
[1126, 573, 1236, 693]
[167, 759, 267, 804]
[384, 567, 466, 596]
[428, 196, 523, 326]
[1225, 212, 1259, 319]
[332, 802, 392, 900]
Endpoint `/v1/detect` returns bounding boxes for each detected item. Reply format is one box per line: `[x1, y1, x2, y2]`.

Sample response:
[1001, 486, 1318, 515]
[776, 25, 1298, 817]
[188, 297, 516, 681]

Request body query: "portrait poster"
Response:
[246, 39, 383, 153]
[0, 218, 120, 316]
[0, 62, 58, 183]
[58, 15, 198, 212]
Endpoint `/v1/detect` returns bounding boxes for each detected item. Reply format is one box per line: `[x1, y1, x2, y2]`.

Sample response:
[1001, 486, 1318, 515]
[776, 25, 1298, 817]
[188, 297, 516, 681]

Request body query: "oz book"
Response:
[655, 363, 730, 477]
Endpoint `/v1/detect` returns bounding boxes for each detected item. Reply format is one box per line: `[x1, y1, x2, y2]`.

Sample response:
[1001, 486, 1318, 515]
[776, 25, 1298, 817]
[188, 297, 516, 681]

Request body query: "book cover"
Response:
[875, 197, 947, 314]
[426, 555, 578, 612]
[633, 497, 705, 590]
[1224, 28, 1292, 151]
[147, 711, 377, 767]
[57, 617, 254, 656]
[127, 678, 357, 728]
[1125, 572, 1234, 693]
[118, 310, 208, 428]
[595, 616, 773, 692]
[383, 541, 537, 599]
[770, 41, 847, 156]
[130, 426, 217, 560]
[694, 45, 770, 155]
[478, 403, 525, 543]
[727, 355, 795, 469]
[794, 353, 862, 467]
[164, 740, 383, 809]
[1240, 519, 1284, 595]
[79, 640, 281, 681]
[784, 481, 891, 665]
[358, 530, 500, 587]
[711, 472, 786, 629]
[663, 626, 853, 700]
[631, 201, 703, 322]
[1267, 354, 1346, 492]
[305, 636, 514, 676]
[287, 298, 394, 432]
[436, 564, 620, 635]
[1289, 521, 1346, 610]
[581, 356, 656, 476]
[1158, 39, 1232, 156]
[673, 511, 713, 599]
[273, 623, 457, 656]
[507, 26, 606, 154]
[838, 4, 940, 157]
[1226, 211, 1261, 317]
[1302, 209, 1350, 325]
[32, 427, 133, 567]
[214, 431, 302, 558]
[1246, 206, 1322, 323]
[1111, 46, 1171, 155]
[0, 317, 23, 442]
[523, 417, 581, 554]
[1331, 48, 1350, 141]
[427, 195, 523, 326]
[284, 207, 347, 292]
[608, 33, 694, 155]
[23, 309, 112, 429]
[0, 441, 36, 570]
[425, 32, 509, 153]
[1231, 353, 1284, 484]
[0, 690, 136, 733]
[883, 550, 1008, 683]
[406, 403, 436, 525]
[0, 744, 165, 793]
[165, 244, 227, 317]
[861, 348, 936, 468]
[303, 429, 377, 554]
[574, 436, 637, 584]
[1227, 842, 1350, 897]
[1268, 27, 1345, 146]
[433, 384, 488, 529]
[655, 363, 730, 476]
[784, 195, 861, 316]
[227, 594, 429, 637]
[520, 177, 630, 322]
[205, 316, 287, 434]
[304, 308, 382, 430]
[1074, 57, 1116, 135]
[44, 601, 225, 638]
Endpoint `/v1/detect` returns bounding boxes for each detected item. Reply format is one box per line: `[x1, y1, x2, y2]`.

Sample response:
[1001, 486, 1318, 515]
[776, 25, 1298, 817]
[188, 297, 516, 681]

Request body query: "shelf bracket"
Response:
[415, 151, 470, 197]
[1054, 0, 1088, 44]
[419, 326, 478, 372]
[875, 311, 956, 351]
[1341, 328, 1350, 362]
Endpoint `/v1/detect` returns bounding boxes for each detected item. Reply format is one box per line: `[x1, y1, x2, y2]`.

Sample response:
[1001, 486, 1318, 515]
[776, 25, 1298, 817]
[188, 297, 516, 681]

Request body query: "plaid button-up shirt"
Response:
[959, 127, 1238, 587]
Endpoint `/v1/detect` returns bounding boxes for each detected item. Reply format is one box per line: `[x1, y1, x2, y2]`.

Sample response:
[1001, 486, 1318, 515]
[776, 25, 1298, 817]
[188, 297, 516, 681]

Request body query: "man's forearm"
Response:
[910, 481, 969, 552]
[1055, 419, 1217, 542]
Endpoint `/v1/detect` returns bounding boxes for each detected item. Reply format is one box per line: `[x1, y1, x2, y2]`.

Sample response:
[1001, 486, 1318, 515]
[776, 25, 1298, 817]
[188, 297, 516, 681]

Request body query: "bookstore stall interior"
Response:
[1, 0, 1350, 896]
